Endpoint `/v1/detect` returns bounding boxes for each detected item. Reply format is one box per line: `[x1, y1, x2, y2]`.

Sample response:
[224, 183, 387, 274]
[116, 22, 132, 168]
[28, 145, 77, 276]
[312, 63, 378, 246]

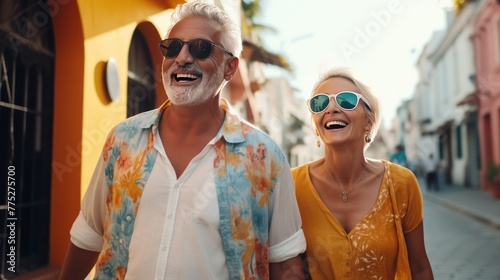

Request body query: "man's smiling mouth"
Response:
[173, 73, 200, 82]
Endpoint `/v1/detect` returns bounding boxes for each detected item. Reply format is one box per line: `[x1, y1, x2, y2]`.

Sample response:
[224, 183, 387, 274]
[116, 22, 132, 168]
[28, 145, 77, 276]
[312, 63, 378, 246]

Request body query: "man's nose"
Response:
[175, 44, 194, 65]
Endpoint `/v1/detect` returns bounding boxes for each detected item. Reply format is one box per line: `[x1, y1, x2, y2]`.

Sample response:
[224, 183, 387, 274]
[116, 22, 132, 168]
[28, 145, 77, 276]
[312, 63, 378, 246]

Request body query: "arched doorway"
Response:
[127, 27, 156, 117]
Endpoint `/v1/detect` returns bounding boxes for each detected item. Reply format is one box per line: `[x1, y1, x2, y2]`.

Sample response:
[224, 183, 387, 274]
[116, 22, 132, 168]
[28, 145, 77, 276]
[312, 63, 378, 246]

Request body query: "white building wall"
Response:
[404, 98, 422, 169]
[429, 66, 442, 129]
[293, 101, 324, 166]
[415, 34, 442, 174]
[450, 25, 477, 185]
[416, 1, 486, 186]
[256, 78, 285, 148]
[417, 135, 441, 170]
[256, 77, 321, 167]
[455, 25, 476, 100]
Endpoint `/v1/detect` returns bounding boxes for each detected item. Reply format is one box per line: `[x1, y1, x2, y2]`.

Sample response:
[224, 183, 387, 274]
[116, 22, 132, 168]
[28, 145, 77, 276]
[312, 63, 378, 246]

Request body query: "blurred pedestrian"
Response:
[390, 144, 408, 168]
[425, 153, 440, 191]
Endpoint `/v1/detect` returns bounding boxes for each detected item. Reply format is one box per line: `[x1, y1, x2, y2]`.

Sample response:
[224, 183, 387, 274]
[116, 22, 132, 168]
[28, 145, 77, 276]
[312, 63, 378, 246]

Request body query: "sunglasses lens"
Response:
[160, 39, 216, 59]
[336, 92, 359, 110]
[189, 39, 212, 59]
[161, 39, 183, 58]
[309, 95, 330, 113]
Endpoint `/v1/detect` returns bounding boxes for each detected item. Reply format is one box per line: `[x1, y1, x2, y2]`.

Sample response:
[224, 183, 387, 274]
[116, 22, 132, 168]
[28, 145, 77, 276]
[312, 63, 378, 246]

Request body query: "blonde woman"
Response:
[292, 67, 433, 279]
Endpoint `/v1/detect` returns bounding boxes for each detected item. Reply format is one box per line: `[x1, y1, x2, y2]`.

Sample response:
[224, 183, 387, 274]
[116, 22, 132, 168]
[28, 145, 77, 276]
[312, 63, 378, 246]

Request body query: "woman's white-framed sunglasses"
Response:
[307, 91, 371, 114]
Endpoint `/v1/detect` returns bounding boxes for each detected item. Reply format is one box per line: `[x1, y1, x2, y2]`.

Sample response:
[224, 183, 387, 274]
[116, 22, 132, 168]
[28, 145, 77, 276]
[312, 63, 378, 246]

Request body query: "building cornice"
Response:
[429, 0, 486, 63]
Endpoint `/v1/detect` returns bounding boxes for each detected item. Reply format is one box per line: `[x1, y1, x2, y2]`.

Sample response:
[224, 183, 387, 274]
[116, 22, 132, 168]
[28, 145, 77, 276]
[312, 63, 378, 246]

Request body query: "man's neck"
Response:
[160, 100, 225, 138]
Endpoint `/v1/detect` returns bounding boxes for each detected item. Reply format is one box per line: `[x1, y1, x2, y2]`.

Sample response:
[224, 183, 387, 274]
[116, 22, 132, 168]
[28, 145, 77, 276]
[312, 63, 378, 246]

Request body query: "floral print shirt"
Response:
[71, 99, 306, 279]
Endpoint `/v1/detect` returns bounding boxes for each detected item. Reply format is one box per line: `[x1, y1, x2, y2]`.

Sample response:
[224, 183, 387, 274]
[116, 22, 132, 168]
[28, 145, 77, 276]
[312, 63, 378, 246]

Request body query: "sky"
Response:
[257, 0, 453, 128]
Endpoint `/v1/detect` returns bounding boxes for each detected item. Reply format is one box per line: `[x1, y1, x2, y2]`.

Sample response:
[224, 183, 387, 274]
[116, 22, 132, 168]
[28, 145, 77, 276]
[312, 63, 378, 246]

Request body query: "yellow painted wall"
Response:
[78, 0, 179, 198]
[50, 0, 184, 267]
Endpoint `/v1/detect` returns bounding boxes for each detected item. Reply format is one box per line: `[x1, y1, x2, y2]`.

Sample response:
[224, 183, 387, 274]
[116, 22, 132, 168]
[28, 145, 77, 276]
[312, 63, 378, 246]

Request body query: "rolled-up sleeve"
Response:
[268, 161, 306, 263]
[70, 212, 104, 251]
[70, 155, 107, 252]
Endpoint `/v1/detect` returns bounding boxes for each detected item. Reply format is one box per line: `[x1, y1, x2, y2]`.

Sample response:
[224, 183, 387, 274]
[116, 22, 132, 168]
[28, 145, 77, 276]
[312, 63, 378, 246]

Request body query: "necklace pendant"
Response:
[342, 192, 348, 202]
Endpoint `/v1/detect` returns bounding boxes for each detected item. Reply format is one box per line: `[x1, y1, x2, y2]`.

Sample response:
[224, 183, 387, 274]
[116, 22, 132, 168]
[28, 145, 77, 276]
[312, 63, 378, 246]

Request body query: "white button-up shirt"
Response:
[71, 131, 305, 279]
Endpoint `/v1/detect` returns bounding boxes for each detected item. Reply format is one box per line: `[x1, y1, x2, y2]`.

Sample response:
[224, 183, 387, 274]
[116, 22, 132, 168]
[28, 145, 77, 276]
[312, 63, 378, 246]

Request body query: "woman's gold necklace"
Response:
[326, 166, 366, 202]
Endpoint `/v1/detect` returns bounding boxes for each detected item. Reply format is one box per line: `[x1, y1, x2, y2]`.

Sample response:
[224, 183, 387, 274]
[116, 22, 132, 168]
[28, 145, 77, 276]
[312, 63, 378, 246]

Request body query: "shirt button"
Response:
[346, 262, 350, 266]
[347, 249, 351, 254]
[174, 185, 179, 190]
[168, 214, 172, 218]
[345, 272, 350, 277]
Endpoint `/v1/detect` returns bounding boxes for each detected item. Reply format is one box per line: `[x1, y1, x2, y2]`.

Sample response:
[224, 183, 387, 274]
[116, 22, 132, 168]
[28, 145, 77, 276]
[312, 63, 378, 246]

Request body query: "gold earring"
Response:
[316, 130, 321, 147]
[364, 131, 372, 143]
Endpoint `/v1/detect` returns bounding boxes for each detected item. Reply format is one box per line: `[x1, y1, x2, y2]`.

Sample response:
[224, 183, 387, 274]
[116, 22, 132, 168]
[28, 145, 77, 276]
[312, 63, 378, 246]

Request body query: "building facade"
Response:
[472, 0, 500, 194]
[414, 1, 483, 189]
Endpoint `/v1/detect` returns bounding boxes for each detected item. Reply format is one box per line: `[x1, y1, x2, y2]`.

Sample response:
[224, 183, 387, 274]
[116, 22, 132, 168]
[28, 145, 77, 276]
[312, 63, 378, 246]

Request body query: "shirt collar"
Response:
[218, 98, 245, 144]
[138, 98, 246, 144]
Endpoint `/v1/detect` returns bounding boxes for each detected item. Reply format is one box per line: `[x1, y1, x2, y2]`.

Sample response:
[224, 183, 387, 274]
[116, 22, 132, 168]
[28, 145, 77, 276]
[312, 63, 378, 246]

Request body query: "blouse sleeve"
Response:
[398, 168, 424, 233]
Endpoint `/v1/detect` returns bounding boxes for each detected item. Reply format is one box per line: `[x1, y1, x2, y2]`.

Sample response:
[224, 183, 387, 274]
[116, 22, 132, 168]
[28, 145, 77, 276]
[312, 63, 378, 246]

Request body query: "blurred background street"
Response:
[420, 178, 500, 279]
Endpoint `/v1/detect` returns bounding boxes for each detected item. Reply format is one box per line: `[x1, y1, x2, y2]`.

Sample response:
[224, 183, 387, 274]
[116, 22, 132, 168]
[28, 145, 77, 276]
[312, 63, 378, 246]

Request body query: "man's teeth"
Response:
[174, 73, 199, 82]
[176, 74, 198, 79]
[326, 120, 347, 128]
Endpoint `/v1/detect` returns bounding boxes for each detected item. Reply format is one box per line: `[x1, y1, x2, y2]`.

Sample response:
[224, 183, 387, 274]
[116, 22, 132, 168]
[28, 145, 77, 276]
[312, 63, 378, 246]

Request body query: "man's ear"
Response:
[224, 57, 239, 81]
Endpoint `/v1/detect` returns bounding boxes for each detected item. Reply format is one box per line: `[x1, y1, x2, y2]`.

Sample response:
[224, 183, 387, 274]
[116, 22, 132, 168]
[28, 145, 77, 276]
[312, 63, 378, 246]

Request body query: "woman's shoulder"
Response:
[291, 159, 325, 175]
[382, 159, 420, 194]
[382, 160, 415, 178]
[291, 162, 311, 177]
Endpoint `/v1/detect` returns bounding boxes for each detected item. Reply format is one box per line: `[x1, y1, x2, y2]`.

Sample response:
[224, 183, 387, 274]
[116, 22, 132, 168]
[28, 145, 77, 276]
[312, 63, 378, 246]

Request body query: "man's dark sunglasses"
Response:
[159, 38, 233, 59]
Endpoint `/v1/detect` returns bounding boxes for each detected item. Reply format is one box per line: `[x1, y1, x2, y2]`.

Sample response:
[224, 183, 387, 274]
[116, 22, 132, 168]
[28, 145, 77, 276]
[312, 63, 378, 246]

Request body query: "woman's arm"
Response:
[404, 222, 434, 279]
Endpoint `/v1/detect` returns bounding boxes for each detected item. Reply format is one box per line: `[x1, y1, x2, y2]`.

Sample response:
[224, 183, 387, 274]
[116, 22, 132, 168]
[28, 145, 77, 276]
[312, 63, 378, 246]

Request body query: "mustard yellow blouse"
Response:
[292, 160, 423, 280]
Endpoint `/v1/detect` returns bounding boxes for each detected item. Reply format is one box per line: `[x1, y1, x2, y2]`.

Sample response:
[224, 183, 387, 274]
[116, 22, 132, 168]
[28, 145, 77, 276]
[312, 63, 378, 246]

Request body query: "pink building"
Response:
[472, 0, 500, 196]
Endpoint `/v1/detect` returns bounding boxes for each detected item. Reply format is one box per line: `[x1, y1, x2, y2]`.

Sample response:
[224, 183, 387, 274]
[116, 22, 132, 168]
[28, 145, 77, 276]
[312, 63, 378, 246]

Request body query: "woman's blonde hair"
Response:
[311, 67, 382, 151]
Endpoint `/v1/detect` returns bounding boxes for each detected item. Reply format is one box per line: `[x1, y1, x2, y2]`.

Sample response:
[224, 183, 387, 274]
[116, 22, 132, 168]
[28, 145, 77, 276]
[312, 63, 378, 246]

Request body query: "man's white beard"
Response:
[163, 64, 226, 106]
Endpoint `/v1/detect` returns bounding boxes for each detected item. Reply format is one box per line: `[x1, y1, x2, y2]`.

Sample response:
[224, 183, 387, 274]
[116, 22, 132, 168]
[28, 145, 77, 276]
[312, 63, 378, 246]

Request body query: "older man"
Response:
[59, 1, 305, 279]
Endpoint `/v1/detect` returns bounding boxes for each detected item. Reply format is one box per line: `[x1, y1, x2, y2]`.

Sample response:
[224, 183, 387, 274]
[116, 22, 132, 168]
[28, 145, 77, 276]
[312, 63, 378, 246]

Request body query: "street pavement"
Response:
[419, 177, 500, 279]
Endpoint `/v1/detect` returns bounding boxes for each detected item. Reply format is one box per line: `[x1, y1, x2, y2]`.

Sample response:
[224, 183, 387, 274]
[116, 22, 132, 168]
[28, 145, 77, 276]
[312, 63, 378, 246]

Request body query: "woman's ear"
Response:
[364, 120, 372, 132]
